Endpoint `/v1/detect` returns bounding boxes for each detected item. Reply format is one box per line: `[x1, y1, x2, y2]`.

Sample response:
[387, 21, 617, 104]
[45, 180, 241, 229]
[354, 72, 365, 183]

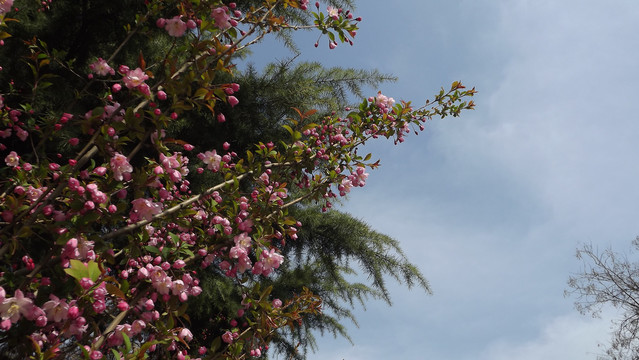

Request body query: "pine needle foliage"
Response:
[261, 205, 431, 359]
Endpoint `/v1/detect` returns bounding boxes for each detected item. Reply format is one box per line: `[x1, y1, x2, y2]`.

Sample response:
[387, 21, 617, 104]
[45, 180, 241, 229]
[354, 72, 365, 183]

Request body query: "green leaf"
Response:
[64, 259, 89, 281]
[87, 260, 101, 282]
[110, 349, 122, 360]
[283, 124, 295, 137]
[209, 337, 221, 354]
[144, 245, 161, 255]
[122, 332, 132, 353]
[301, 123, 318, 132]
[168, 233, 180, 244]
[120, 279, 129, 294]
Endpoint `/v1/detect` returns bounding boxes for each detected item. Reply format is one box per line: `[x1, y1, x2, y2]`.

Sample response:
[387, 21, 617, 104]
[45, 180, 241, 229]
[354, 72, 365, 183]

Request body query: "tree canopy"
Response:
[0, 1, 475, 359]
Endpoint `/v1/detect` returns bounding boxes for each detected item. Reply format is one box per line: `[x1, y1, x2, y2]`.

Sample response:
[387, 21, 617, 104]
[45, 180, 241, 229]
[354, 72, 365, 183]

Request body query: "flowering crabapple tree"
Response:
[0, 0, 475, 359]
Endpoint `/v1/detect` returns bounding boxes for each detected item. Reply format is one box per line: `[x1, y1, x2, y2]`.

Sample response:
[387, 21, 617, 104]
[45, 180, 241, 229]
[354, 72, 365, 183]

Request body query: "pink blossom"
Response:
[92, 299, 106, 313]
[67, 316, 87, 338]
[154, 276, 172, 295]
[211, 7, 232, 29]
[26, 186, 44, 202]
[165, 16, 188, 37]
[67, 305, 80, 319]
[4, 151, 19, 167]
[261, 248, 284, 275]
[178, 328, 193, 342]
[198, 150, 221, 171]
[130, 198, 163, 222]
[35, 314, 47, 327]
[1, 210, 13, 222]
[327, 6, 339, 20]
[110, 152, 133, 181]
[0, 0, 14, 15]
[234, 232, 252, 249]
[93, 166, 107, 176]
[122, 67, 148, 89]
[160, 152, 180, 171]
[0, 290, 34, 323]
[138, 83, 151, 96]
[132, 319, 146, 334]
[89, 58, 115, 76]
[42, 295, 69, 323]
[83, 200, 95, 211]
[222, 331, 234, 344]
[237, 253, 253, 273]
[16, 127, 28, 141]
[227, 95, 239, 107]
[338, 177, 353, 196]
[350, 166, 369, 187]
[190, 286, 202, 296]
[172, 280, 188, 299]
[272, 298, 282, 308]
[238, 219, 253, 232]
[79, 278, 94, 290]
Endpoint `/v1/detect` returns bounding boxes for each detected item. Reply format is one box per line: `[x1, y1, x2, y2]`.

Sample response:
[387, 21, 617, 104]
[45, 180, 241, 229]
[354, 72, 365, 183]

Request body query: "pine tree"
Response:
[176, 60, 429, 359]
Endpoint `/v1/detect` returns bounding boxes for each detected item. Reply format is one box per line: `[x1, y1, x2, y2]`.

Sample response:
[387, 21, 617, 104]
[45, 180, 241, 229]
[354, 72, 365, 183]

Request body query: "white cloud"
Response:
[479, 312, 616, 360]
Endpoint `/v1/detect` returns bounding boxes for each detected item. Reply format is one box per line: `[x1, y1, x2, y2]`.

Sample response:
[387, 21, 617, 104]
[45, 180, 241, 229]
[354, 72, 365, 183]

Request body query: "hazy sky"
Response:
[250, 1, 639, 359]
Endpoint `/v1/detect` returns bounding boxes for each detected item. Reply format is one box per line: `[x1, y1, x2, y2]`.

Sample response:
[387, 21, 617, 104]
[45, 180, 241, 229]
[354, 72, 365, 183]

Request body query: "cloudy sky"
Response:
[249, 1, 639, 359]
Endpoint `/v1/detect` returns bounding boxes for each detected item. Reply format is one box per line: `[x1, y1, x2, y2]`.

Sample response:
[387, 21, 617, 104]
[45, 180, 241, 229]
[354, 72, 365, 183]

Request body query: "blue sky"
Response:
[248, 1, 639, 359]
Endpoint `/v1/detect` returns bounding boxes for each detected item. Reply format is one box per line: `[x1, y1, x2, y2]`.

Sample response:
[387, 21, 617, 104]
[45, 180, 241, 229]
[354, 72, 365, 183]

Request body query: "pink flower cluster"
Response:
[61, 237, 96, 268]
[252, 248, 284, 276]
[338, 167, 368, 196]
[373, 91, 395, 113]
[110, 152, 133, 181]
[0, 109, 29, 149]
[223, 231, 284, 278]
[120, 66, 150, 96]
[211, 6, 238, 30]
[157, 16, 197, 37]
[159, 152, 190, 183]
[0, 288, 87, 341]
[136, 264, 201, 302]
